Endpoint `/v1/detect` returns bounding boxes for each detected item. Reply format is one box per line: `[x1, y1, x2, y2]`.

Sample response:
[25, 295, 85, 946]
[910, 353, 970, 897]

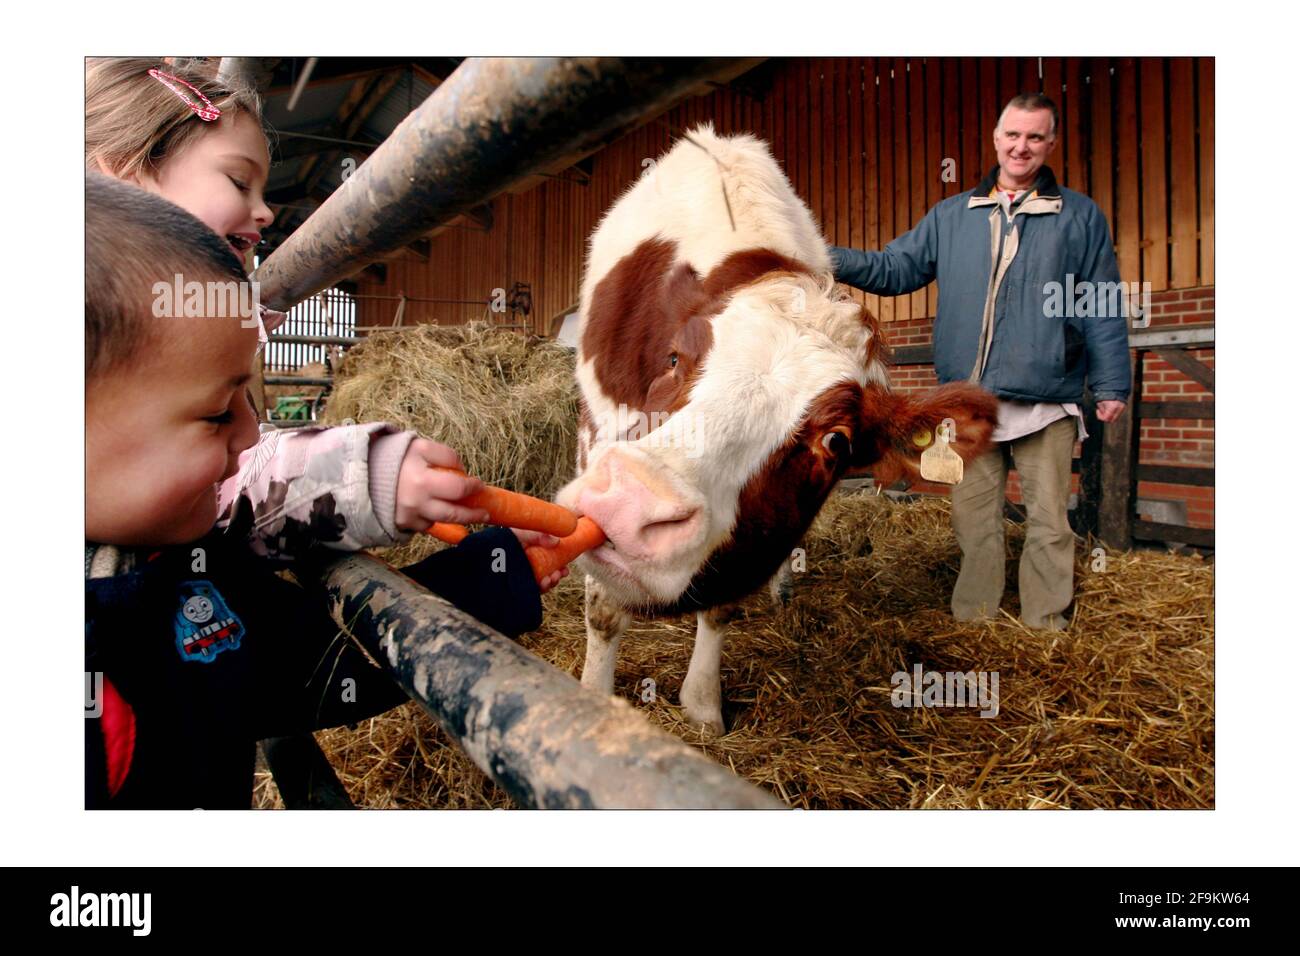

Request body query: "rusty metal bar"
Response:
[264, 375, 332, 386]
[255, 57, 747, 311]
[348, 323, 526, 332]
[269, 333, 362, 346]
[217, 57, 274, 91]
[311, 552, 783, 809]
[349, 294, 491, 304]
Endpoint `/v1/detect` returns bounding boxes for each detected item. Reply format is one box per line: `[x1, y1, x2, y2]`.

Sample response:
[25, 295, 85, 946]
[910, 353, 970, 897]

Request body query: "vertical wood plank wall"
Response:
[354, 57, 1213, 333]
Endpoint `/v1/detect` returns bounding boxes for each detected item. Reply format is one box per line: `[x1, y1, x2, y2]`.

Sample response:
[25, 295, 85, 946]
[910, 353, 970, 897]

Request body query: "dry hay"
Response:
[259, 492, 1213, 810]
[320, 322, 578, 567]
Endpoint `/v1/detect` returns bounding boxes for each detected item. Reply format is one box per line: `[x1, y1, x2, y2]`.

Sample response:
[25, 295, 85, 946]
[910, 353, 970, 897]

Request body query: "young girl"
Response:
[86, 57, 274, 274]
[84, 57, 566, 583]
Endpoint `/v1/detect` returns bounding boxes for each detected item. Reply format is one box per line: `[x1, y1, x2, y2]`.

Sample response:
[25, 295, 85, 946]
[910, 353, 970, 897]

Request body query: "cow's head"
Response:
[556, 240, 997, 614]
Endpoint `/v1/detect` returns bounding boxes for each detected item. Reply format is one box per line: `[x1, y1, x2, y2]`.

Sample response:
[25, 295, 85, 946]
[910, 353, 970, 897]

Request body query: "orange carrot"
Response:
[427, 466, 578, 538]
[428, 522, 470, 545]
[525, 516, 607, 582]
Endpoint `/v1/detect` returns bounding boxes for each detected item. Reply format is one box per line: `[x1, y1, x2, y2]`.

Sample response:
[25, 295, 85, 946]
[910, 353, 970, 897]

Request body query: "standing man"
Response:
[831, 93, 1130, 629]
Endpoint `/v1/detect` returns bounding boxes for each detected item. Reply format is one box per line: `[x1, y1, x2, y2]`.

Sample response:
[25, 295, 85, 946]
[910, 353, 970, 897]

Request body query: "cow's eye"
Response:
[821, 430, 852, 457]
[668, 352, 679, 369]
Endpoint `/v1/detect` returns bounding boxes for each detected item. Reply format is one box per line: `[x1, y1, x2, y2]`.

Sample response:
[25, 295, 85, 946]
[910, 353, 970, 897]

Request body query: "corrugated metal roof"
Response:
[263, 81, 359, 192]
[261, 68, 432, 193]
[264, 82, 353, 133]
[255, 61, 449, 248]
[362, 69, 439, 141]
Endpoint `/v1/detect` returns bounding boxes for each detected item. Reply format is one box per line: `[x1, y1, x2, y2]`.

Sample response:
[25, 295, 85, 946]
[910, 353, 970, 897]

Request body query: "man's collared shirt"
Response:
[988, 183, 1087, 444]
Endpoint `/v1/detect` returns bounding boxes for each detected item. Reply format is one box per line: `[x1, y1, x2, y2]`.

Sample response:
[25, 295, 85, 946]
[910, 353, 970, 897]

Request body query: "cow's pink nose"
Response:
[576, 453, 701, 561]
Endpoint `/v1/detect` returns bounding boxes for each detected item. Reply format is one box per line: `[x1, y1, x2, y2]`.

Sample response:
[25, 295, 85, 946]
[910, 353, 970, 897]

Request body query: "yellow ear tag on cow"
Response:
[911, 428, 932, 448]
[919, 425, 964, 484]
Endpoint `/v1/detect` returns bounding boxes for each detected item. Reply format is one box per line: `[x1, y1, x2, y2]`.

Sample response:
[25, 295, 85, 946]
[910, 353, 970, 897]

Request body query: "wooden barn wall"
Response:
[353, 56, 1213, 333]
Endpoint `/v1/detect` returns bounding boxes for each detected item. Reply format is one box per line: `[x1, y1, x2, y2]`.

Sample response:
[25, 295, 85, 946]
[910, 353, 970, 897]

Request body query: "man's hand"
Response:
[394, 439, 491, 531]
[512, 529, 569, 594]
[1096, 400, 1127, 423]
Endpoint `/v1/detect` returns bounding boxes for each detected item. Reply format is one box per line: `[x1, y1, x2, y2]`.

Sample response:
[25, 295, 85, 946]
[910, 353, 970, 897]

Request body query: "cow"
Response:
[555, 124, 997, 734]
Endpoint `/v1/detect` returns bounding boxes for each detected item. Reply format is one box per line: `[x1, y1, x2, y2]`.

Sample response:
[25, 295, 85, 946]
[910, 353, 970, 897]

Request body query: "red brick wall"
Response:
[875, 287, 1215, 530]
[1135, 289, 1214, 528]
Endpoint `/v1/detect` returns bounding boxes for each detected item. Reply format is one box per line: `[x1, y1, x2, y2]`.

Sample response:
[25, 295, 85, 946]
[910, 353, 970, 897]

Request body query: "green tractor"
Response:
[270, 394, 317, 422]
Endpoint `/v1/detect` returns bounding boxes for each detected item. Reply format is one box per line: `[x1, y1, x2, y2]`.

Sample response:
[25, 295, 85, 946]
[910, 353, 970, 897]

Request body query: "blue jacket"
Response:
[830, 166, 1131, 404]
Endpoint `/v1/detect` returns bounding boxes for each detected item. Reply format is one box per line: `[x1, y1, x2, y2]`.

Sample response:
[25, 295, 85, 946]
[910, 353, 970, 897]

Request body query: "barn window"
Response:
[262, 286, 357, 373]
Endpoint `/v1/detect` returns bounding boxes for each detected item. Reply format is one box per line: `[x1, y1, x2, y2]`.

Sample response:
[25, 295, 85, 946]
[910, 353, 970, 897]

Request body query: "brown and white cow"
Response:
[555, 125, 997, 733]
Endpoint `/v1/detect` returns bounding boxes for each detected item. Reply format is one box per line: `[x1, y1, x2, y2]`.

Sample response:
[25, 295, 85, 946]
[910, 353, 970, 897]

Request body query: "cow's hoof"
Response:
[682, 707, 726, 737]
[769, 579, 793, 607]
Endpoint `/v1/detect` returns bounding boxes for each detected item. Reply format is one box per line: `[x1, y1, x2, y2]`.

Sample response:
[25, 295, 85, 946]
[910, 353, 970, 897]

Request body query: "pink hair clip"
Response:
[147, 68, 222, 122]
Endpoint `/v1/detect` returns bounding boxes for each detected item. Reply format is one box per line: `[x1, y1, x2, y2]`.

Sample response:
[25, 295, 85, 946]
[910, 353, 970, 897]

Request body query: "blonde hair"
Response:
[85, 57, 267, 180]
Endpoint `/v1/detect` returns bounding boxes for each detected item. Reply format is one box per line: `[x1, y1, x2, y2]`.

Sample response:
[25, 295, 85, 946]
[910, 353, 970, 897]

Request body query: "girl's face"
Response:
[134, 111, 274, 267]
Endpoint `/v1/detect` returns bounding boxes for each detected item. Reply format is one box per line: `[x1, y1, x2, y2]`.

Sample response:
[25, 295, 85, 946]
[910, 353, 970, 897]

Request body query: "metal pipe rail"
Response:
[255, 57, 746, 311]
[350, 294, 494, 304]
[350, 323, 526, 332]
[268, 333, 362, 346]
[264, 375, 333, 386]
[312, 552, 783, 809]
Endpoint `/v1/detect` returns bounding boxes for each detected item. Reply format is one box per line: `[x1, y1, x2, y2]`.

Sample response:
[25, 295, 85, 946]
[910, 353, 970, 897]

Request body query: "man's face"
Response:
[992, 106, 1057, 184]
[86, 300, 262, 547]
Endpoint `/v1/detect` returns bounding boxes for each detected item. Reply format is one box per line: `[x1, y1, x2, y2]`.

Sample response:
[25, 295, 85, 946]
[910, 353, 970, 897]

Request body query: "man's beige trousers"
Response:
[950, 416, 1077, 629]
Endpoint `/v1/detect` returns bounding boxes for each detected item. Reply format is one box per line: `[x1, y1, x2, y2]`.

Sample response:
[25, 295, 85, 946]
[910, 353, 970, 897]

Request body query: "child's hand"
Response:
[513, 529, 570, 594]
[394, 439, 492, 531]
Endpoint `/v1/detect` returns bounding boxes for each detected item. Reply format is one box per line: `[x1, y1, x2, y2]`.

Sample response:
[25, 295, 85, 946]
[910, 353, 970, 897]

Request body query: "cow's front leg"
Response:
[680, 604, 737, 735]
[581, 575, 630, 694]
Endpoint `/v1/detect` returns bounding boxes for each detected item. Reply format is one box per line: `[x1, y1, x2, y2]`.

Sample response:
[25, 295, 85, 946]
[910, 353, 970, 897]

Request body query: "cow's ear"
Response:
[859, 383, 999, 487]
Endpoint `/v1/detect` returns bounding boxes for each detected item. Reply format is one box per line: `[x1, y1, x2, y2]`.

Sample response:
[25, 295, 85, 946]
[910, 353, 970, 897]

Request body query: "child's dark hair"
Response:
[86, 173, 248, 378]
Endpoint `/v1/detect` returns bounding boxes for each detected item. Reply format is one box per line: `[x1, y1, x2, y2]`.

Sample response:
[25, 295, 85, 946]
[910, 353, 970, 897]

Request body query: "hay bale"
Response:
[268, 491, 1213, 811]
[321, 322, 579, 566]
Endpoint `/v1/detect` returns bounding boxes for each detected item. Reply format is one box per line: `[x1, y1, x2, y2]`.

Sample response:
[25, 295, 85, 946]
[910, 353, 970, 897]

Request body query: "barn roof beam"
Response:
[263, 58, 455, 96]
[272, 129, 385, 162]
[287, 73, 401, 214]
[264, 70, 406, 247]
[255, 57, 752, 310]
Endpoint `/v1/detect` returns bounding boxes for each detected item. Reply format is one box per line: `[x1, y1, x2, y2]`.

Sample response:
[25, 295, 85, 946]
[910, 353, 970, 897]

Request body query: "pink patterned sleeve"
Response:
[215, 423, 418, 560]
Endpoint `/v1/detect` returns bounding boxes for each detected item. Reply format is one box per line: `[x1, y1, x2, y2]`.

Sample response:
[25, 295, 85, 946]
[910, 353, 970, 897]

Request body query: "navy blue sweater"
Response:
[85, 528, 542, 809]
